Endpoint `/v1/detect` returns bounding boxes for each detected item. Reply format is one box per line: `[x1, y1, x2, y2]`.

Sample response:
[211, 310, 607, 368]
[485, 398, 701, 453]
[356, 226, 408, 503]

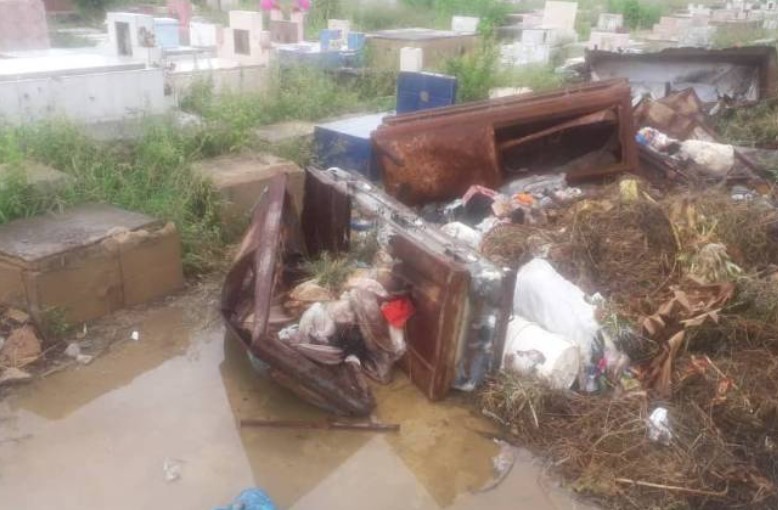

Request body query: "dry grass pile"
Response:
[477, 182, 778, 509]
[480, 224, 556, 269]
[568, 198, 678, 308]
[667, 192, 778, 270]
[480, 364, 778, 509]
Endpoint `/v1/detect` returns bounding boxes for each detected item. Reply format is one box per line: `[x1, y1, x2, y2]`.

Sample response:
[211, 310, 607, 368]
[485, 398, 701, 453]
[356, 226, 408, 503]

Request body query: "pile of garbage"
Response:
[0, 307, 42, 386]
[475, 175, 778, 508]
[232, 222, 416, 390]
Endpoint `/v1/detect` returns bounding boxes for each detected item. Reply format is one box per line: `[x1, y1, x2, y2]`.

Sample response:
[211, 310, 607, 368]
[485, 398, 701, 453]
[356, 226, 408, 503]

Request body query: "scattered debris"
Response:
[162, 458, 182, 482]
[475, 440, 521, 493]
[214, 488, 277, 510]
[0, 325, 42, 368]
[130, 331, 140, 342]
[0, 367, 32, 386]
[646, 407, 672, 445]
[63, 343, 94, 365]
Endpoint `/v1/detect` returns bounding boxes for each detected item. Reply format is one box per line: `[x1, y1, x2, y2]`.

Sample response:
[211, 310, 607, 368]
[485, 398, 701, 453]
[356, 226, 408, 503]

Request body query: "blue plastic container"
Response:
[319, 29, 343, 51]
[314, 112, 387, 181]
[154, 17, 180, 49]
[348, 32, 366, 51]
[396, 71, 458, 114]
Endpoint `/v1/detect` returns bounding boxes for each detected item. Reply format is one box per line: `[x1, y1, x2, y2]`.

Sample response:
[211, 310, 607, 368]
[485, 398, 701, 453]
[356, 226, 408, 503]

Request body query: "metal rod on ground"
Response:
[239, 419, 401, 432]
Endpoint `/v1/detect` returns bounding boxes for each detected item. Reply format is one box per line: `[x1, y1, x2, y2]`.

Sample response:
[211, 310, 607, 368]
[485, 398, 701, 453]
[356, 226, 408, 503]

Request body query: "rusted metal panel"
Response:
[587, 46, 778, 103]
[391, 233, 470, 400]
[373, 79, 637, 205]
[221, 174, 375, 416]
[301, 169, 351, 256]
[634, 89, 765, 182]
[223, 167, 514, 410]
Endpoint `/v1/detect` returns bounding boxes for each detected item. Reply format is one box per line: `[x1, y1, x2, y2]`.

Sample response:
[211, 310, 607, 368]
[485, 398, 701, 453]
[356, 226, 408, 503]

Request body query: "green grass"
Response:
[181, 65, 395, 150]
[0, 65, 398, 275]
[307, 0, 511, 34]
[714, 99, 778, 149]
[444, 41, 564, 102]
[713, 25, 778, 48]
[0, 120, 224, 275]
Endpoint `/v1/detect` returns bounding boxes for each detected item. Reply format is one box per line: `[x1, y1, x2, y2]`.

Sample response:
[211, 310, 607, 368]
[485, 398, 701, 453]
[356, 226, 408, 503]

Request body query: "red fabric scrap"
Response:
[381, 298, 416, 328]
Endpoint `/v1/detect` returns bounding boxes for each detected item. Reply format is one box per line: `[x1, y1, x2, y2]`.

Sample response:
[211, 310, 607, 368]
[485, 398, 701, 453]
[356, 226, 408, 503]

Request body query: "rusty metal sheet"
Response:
[587, 46, 778, 103]
[305, 167, 513, 400]
[373, 79, 637, 206]
[634, 89, 718, 142]
[634, 89, 766, 183]
[221, 174, 375, 416]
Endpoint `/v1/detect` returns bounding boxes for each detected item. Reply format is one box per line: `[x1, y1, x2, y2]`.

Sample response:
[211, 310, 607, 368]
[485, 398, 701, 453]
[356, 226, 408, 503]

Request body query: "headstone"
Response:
[192, 154, 305, 237]
[451, 15, 479, 33]
[190, 21, 218, 47]
[400, 46, 423, 72]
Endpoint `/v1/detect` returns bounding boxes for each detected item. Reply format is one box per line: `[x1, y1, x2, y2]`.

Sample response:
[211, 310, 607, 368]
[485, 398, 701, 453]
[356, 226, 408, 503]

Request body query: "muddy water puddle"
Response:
[0, 289, 595, 510]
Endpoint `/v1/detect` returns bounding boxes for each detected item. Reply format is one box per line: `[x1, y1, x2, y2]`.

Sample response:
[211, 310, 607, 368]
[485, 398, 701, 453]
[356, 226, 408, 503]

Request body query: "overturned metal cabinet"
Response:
[221, 174, 375, 416]
[372, 79, 637, 205]
[587, 46, 778, 103]
[303, 167, 514, 400]
[221, 167, 513, 414]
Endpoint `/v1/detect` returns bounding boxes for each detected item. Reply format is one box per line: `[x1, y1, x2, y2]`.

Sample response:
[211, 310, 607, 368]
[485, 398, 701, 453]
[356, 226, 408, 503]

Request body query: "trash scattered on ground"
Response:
[130, 331, 140, 342]
[477, 172, 778, 508]
[222, 168, 512, 413]
[64, 343, 94, 365]
[214, 66, 778, 508]
[0, 367, 32, 386]
[162, 458, 182, 482]
[213, 488, 277, 510]
[475, 440, 521, 493]
[646, 407, 672, 445]
[0, 324, 42, 368]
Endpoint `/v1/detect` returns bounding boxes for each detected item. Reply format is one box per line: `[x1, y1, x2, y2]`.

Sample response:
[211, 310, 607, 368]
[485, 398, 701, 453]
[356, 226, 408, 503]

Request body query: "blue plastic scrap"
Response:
[213, 489, 277, 510]
[396, 71, 458, 114]
[313, 112, 387, 181]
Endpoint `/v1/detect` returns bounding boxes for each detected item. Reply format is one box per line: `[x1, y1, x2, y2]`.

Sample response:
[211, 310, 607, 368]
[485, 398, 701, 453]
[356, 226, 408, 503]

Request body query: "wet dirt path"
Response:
[0, 285, 596, 510]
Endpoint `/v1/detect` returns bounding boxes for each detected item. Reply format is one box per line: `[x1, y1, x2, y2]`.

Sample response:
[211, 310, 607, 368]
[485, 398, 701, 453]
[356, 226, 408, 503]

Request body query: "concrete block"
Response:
[328, 19, 351, 35]
[542, 1, 578, 32]
[400, 47, 423, 72]
[0, 204, 184, 323]
[597, 13, 624, 32]
[192, 154, 305, 234]
[451, 16, 479, 33]
[0, 260, 26, 308]
[367, 28, 479, 70]
[117, 223, 184, 306]
[229, 10, 263, 33]
[23, 243, 124, 323]
[190, 21, 218, 47]
[270, 20, 301, 44]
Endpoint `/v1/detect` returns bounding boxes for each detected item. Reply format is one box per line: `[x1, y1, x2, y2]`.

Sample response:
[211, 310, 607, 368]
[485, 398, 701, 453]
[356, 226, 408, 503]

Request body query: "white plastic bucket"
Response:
[502, 316, 580, 390]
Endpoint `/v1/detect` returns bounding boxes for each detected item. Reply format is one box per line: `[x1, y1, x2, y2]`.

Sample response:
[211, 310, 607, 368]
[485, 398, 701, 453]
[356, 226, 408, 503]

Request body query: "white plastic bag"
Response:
[441, 221, 482, 249]
[679, 139, 734, 177]
[298, 303, 336, 344]
[512, 258, 599, 368]
[503, 316, 580, 390]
